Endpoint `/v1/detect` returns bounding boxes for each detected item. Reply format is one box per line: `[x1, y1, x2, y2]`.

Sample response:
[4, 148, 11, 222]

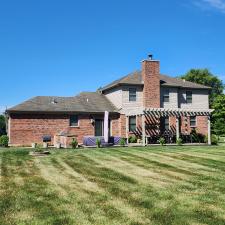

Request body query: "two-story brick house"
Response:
[6, 55, 213, 146]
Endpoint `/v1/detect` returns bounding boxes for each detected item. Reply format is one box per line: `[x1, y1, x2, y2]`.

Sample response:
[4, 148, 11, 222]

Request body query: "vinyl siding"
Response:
[104, 87, 123, 109]
[179, 89, 209, 110]
[160, 87, 178, 108]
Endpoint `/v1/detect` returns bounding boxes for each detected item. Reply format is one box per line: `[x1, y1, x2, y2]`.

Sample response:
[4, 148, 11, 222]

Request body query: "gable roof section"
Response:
[7, 92, 118, 113]
[100, 71, 211, 91]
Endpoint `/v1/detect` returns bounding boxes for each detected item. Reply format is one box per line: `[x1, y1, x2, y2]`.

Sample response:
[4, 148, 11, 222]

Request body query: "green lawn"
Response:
[1, 146, 225, 225]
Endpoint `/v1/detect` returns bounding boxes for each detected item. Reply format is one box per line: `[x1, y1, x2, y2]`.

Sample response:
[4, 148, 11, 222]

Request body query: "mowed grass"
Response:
[1, 146, 225, 225]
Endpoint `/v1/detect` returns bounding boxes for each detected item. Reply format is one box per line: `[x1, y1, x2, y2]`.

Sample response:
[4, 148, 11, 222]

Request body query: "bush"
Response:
[176, 138, 183, 146]
[119, 138, 126, 146]
[190, 129, 205, 143]
[96, 138, 101, 148]
[128, 136, 137, 143]
[204, 134, 218, 145]
[159, 137, 166, 146]
[211, 135, 218, 145]
[0, 135, 9, 147]
[71, 138, 78, 149]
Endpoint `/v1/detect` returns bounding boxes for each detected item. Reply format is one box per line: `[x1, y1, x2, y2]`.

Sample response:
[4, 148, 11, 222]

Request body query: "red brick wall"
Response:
[142, 60, 160, 108]
[9, 113, 121, 146]
[10, 114, 69, 146]
[119, 114, 126, 137]
[180, 115, 208, 135]
[196, 116, 208, 136]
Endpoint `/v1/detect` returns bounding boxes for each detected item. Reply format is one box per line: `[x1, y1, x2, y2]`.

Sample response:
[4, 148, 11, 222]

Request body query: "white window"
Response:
[186, 91, 192, 104]
[190, 116, 196, 127]
[129, 116, 136, 132]
[70, 115, 79, 127]
[163, 89, 170, 103]
[129, 88, 137, 102]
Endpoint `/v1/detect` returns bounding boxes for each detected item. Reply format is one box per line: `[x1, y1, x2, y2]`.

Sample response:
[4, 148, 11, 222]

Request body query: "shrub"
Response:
[211, 135, 218, 145]
[71, 138, 78, 149]
[0, 135, 9, 147]
[176, 138, 183, 146]
[119, 138, 126, 146]
[128, 136, 137, 143]
[204, 134, 218, 145]
[159, 137, 166, 146]
[190, 129, 205, 143]
[96, 138, 101, 148]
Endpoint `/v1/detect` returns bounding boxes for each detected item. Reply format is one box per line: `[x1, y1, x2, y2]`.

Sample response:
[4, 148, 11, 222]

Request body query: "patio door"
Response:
[95, 119, 104, 136]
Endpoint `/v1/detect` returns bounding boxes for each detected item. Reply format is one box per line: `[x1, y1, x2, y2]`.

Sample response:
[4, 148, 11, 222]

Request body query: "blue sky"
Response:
[0, 0, 225, 113]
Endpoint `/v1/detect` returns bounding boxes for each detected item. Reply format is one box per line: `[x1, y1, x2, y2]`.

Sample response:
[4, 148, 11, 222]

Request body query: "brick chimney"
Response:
[142, 55, 160, 108]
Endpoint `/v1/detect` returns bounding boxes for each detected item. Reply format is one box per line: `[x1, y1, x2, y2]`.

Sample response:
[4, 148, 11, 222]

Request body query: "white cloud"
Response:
[194, 0, 225, 13]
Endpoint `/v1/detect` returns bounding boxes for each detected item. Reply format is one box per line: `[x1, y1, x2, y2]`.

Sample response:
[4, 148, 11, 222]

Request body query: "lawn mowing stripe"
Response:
[0, 151, 79, 225]
[107, 149, 196, 176]
[60, 152, 192, 225]
[37, 155, 153, 225]
[89, 150, 189, 186]
[162, 153, 225, 172]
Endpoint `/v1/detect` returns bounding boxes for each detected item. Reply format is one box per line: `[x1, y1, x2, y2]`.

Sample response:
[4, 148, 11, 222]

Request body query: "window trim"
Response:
[186, 91, 193, 104]
[69, 115, 79, 127]
[129, 116, 137, 132]
[163, 89, 170, 103]
[190, 116, 197, 128]
[164, 116, 170, 130]
[129, 88, 137, 102]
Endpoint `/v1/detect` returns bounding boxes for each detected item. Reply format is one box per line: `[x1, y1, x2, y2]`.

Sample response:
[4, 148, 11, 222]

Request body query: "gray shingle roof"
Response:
[100, 71, 211, 91]
[7, 92, 118, 113]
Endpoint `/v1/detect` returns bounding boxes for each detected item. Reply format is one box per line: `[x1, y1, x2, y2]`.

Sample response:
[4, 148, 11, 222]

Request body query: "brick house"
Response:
[6, 55, 213, 147]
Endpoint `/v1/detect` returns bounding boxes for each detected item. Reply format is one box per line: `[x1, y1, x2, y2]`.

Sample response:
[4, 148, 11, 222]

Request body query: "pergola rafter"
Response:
[124, 107, 214, 146]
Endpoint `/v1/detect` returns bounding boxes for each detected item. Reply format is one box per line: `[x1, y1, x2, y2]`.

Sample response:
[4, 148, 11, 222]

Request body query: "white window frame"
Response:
[69, 115, 79, 127]
[190, 116, 197, 128]
[186, 91, 193, 104]
[129, 88, 137, 102]
[163, 89, 170, 103]
[129, 116, 137, 132]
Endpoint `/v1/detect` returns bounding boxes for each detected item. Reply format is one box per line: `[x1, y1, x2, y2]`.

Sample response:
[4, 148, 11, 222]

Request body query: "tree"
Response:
[180, 69, 224, 107]
[211, 95, 225, 136]
[0, 115, 6, 136]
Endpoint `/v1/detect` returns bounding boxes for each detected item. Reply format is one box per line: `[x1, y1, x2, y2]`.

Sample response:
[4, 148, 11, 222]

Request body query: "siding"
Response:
[160, 87, 178, 108]
[104, 87, 123, 109]
[179, 89, 209, 110]
[121, 85, 143, 114]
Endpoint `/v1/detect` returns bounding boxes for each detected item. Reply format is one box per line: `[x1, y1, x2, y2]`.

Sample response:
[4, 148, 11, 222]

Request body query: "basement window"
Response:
[190, 116, 196, 127]
[129, 116, 136, 132]
[186, 91, 192, 104]
[129, 88, 137, 102]
[70, 115, 79, 127]
[163, 89, 170, 103]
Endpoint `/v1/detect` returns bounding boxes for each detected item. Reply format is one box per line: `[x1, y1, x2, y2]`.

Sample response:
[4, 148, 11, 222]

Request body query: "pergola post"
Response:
[176, 117, 180, 140]
[208, 116, 211, 145]
[126, 116, 129, 144]
[142, 114, 146, 146]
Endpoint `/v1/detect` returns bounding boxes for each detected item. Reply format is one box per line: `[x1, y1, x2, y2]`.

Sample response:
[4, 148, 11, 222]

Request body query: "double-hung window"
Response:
[190, 116, 196, 127]
[129, 116, 136, 132]
[186, 91, 192, 104]
[163, 89, 170, 103]
[129, 88, 137, 102]
[164, 116, 170, 130]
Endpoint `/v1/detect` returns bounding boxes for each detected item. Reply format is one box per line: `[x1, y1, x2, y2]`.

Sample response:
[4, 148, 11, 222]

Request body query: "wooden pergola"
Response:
[124, 107, 214, 145]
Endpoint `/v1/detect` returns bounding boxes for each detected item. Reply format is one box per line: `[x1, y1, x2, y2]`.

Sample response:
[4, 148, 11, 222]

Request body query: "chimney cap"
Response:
[148, 54, 153, 60]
